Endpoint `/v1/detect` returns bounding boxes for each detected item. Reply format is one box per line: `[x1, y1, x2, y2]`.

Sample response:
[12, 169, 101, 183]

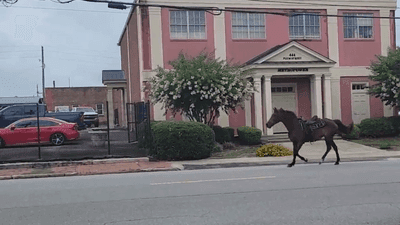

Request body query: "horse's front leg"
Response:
[288, 141, 306, 167]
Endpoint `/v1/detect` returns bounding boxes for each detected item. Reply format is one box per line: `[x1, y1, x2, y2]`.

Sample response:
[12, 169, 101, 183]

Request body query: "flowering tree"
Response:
[149, 52, 256, 126]
[369, 48, 400, 107]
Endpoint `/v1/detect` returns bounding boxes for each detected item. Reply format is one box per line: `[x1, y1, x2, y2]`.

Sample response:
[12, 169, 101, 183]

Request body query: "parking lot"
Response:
[0, 128, 147, 163]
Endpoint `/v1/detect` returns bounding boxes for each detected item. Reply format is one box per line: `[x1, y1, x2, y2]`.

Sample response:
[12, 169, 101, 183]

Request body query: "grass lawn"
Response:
[210, 144, 261, 158]
[349, 136, 400, 151]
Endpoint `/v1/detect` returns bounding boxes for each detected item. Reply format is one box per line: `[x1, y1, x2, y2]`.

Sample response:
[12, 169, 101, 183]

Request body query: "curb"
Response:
[0, 167, 182, 180]
[0, 157, 150, 170]
[182, 156, 394, 170]
[0, 172, 78, 180]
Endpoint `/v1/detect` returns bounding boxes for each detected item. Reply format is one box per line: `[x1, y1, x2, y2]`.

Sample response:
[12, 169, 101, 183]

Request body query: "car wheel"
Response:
[0, 137, 5, 148]
[50, 133, 65, 146]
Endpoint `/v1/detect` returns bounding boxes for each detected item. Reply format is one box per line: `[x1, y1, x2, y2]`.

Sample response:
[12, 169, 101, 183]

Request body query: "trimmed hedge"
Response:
[223, 127, 235, 141]
[358, 117, 396, 137]
[237, 126, 262, 145]
[387, 116, 400, 134]
[343, 124, 361, 140]
[212, 125, 231, 144]
[149, 121, 214, 160]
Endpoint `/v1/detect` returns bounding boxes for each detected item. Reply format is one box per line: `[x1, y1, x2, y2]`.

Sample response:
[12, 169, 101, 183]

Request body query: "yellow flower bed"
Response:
[256, 144, 293, 157]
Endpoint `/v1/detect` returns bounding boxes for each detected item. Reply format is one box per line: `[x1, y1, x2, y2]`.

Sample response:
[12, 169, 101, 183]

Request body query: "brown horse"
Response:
[266, 108, 353, 167]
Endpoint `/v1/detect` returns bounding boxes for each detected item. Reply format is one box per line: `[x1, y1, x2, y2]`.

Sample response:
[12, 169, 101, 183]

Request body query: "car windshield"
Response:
[75, 108, 94, 112]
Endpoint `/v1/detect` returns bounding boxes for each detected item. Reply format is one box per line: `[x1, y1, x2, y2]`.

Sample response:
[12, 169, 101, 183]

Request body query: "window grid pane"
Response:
[232, 12, 265, 39]
[343, 13, 373, 39]
[170, 11, 205, 39]
[290, 13, 320, 39]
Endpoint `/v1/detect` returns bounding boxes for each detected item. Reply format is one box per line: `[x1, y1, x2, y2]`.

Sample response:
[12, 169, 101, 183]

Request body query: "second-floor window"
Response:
[289, 13, 320, 39]
[343, 13, 373, 39]
[170, 11, 206, 39]
[232, 12, 265, 39]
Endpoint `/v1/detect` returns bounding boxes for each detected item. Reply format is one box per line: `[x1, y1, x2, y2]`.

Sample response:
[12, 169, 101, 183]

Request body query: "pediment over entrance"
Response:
[245, 41, 335, 65]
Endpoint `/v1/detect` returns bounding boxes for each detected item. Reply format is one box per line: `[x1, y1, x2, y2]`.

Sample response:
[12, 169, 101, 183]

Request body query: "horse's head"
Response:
[266, 107, 283, 129]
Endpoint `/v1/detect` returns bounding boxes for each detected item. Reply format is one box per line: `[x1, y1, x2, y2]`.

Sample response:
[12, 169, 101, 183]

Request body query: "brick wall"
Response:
[45, 87, 108, 124]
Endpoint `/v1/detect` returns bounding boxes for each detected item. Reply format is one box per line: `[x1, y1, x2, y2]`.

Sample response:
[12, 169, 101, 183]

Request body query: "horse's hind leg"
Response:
[320, 139, 332, 164]
[331, 140, 340, 165]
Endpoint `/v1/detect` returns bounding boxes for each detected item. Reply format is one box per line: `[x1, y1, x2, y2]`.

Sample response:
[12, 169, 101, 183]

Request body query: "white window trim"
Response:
[169, 10, 207, 40]
[289, 13, 321, 40]
[343, 13, 374, 39]
[231, 12, 266, 39]
[351, 82, 369, 93]
[96, 104, 104, 115]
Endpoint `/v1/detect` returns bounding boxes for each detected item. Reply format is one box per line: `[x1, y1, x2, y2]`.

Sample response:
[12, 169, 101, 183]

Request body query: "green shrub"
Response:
[358, 118, 396, 137]
[212, 125, 231, 144]
[237, 126, 262, 145]
[387, 116, 400, 134]
[343, 124, 361, 140]
[256, 144, 293, 157]
[150, 121, 214, 160]
[379, 141, 391, 149]
[223, 127, 235, 141]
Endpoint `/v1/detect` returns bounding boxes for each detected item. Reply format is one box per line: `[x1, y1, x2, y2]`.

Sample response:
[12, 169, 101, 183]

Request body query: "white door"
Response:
[271, 85, 297, 133]
[351, 83, 370, 124]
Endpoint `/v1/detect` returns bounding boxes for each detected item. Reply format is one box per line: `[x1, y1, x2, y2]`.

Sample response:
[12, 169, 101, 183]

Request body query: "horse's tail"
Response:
[334, 120, 354, 134]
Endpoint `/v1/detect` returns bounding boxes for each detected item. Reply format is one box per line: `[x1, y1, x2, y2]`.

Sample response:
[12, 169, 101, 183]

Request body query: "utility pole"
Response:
[41, 46, 45, 104]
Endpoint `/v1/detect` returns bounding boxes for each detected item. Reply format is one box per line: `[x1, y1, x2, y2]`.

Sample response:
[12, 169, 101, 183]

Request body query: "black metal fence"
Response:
[127, 101, 151, 143]
[0, 102, 150, 164]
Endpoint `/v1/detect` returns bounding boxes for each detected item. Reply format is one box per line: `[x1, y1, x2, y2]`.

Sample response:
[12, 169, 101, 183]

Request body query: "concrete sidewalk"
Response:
[0, 140, 399, 180]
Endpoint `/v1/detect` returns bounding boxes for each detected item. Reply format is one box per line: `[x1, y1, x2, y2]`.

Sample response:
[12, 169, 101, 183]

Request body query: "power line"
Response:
[46, 50, 120, 59]
[2, 0, 398, 19]
[45, 45, 120, 54]
[249, 0, 399, 9]
[0, 5, 128, 14]
[0, 50, 40, 53]
[0, 56, 41, 60]
[77, 0, 400, 19]
[56, 57, 120, 65]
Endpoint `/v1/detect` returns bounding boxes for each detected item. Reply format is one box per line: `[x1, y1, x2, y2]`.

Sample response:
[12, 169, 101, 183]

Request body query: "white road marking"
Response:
[150, 176, 276, 185]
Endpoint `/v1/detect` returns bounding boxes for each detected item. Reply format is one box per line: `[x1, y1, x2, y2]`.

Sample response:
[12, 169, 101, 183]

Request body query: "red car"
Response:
[0, 117, 80, 147]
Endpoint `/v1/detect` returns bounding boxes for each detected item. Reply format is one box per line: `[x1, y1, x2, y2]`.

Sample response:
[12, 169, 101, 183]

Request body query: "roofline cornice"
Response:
[117, 0, 139, 46]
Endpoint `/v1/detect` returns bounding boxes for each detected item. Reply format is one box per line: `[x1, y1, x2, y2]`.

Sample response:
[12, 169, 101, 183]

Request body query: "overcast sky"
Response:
[1, 0, 400, 98]
[0, 0, 129, 97]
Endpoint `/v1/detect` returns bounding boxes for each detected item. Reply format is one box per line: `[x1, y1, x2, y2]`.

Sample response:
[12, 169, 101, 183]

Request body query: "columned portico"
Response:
[102, 70, 127, 129]
[262, 75, 273, 135]
[253, 77, 263, 132]
[244, 41, 336, 135]
[323, 73, 332, 119]
[311, 74, 323, 118]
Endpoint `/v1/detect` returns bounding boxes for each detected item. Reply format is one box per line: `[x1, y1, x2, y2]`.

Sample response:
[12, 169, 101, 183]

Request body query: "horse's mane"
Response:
[279, 108, 297, 118]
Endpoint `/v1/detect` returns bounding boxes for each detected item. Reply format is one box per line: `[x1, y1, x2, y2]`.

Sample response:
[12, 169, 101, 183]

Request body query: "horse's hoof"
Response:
[319, 161, 322, 165]
[334, 162, 339, 165]
[305, 158, 308, 163]
[287, 164, 294, 167]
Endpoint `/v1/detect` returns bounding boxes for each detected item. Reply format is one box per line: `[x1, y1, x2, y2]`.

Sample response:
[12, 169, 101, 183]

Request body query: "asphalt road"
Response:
[0, 159, 399, 225]
[0, 129, 145, 163]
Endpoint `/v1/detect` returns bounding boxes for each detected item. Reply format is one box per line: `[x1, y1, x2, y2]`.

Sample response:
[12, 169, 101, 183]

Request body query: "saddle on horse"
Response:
[298, 116, 326, 142]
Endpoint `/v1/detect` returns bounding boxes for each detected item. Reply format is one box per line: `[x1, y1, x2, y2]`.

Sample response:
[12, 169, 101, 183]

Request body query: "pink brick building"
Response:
[118, 0, 397, 135]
